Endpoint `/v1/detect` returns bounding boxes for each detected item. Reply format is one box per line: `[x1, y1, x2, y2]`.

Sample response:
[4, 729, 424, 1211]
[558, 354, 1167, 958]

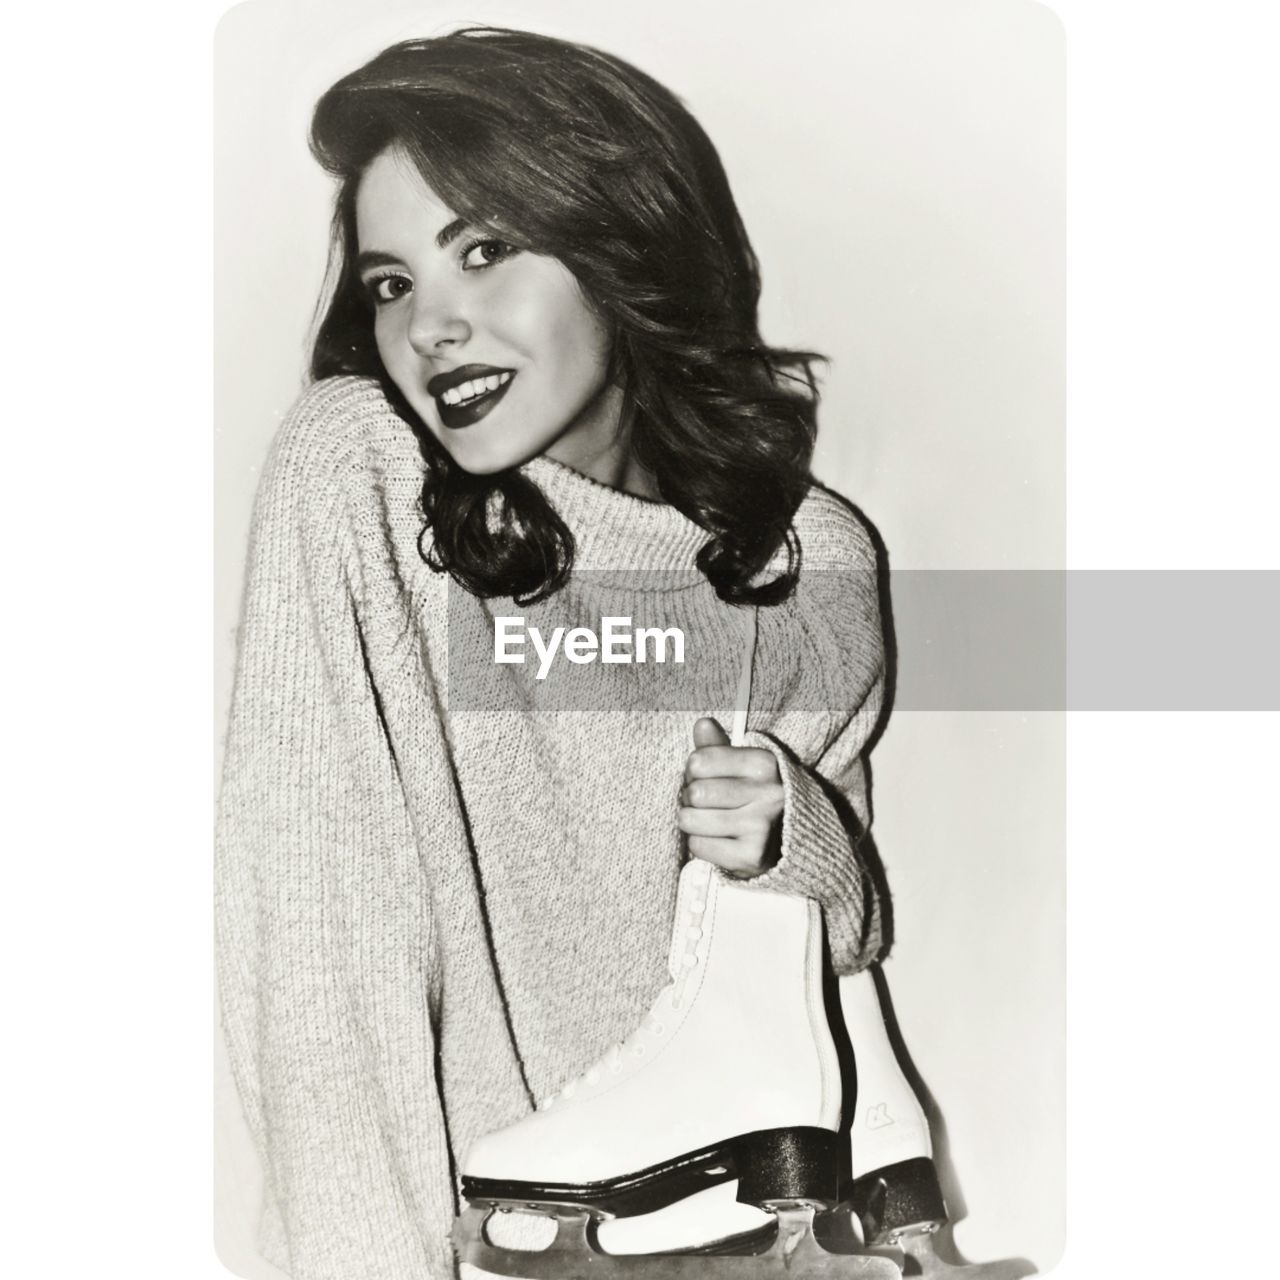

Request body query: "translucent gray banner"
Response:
[442, 571, 1279, 713]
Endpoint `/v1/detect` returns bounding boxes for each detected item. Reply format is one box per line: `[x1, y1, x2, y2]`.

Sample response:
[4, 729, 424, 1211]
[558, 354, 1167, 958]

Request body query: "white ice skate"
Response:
[821, 968, 1033, 1279]
[453, 857, 900, 1279]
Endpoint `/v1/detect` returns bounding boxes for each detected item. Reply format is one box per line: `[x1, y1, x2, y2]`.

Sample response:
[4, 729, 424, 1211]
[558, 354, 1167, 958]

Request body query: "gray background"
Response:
[215, 0, 1064, 1273]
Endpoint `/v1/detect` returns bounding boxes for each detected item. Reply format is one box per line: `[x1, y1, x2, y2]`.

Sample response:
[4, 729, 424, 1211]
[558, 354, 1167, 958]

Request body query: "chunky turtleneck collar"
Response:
[521, 454, 710, 573]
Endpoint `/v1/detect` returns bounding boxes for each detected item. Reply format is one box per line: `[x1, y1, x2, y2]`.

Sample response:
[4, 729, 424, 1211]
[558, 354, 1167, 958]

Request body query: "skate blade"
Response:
[455, 1204, 905, 1278]
[884, 1230, 1034, 1280]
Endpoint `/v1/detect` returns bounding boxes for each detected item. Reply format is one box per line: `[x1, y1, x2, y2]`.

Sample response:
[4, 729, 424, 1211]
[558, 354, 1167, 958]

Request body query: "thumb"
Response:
[693, 716, 731, 749]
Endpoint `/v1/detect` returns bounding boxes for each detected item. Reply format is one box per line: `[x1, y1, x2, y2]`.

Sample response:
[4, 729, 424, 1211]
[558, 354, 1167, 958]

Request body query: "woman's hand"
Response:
[678, 717, 784, 877]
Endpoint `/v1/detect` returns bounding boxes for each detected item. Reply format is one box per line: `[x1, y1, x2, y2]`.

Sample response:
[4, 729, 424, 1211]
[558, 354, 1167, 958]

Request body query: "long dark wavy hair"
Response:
[309, 26, 824, 605]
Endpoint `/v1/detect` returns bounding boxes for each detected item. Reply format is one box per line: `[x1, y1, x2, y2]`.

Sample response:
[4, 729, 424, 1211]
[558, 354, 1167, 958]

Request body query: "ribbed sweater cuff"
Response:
[739, 731, 882, 972]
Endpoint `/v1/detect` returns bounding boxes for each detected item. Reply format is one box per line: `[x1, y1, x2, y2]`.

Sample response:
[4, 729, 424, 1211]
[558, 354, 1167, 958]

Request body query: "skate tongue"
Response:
[666, 859, 715, 980]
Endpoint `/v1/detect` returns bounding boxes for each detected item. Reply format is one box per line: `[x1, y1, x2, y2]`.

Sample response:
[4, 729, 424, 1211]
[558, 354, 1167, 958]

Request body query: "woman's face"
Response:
[354, 147, 622, 475]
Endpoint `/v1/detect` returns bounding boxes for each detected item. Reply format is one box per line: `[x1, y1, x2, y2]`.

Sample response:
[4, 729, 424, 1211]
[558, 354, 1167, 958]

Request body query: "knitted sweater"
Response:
[215, 375, 887, 1280]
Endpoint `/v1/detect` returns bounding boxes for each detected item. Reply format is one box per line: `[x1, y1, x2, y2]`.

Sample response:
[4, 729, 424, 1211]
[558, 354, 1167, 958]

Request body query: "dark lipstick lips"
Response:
[427, 363, 516, 430]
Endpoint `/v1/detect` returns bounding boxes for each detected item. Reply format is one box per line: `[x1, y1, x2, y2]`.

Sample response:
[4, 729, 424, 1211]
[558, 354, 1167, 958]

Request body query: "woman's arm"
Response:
[216, 387, 454, 1279]
[739, 666, 886, 975]
[740, 498, 889, 976]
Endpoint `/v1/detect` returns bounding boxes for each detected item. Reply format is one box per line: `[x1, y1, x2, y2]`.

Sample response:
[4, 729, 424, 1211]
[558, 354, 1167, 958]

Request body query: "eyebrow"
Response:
[435, 217, 468, 249]
[355, 219, 470, 276]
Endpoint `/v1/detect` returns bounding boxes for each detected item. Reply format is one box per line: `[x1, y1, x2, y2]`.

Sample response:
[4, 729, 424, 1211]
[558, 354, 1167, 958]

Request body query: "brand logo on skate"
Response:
[866, 1103, 896, 1129]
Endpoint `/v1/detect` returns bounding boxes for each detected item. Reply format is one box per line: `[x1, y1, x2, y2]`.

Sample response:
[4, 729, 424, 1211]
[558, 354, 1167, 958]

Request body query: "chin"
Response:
[438, 433, 544, 477]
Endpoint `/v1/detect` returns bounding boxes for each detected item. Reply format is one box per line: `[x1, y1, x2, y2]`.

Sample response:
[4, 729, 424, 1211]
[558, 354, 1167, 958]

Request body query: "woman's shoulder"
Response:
[792, 479, 881, 574]
[786, 482, 885, 685]
[265, 375, 425, 506]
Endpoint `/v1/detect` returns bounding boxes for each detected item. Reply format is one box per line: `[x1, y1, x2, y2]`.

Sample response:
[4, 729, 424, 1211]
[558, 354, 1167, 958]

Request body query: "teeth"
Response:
[439, 371, 512, 407]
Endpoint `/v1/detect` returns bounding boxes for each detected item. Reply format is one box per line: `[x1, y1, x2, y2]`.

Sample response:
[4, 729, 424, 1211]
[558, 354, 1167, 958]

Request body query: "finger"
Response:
[678, 805, 776, 840]
[686, 834, 758, 876]
[682, 777, 784, 811]
[685, 745, 780, 784]
[692, 716, 731, 749]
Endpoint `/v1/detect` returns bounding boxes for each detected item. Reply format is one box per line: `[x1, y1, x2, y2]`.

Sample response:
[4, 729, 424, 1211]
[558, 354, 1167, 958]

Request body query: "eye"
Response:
[363, 271, 412, 306]
[461, 237, 519, 270]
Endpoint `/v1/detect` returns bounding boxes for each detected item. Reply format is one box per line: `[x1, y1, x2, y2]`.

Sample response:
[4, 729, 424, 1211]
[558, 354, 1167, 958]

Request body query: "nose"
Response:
[406, 289, 471, 356]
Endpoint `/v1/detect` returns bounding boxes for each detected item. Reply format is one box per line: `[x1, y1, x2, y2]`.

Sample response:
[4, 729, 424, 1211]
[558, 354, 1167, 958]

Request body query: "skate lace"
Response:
[542, 877, 709, 1109]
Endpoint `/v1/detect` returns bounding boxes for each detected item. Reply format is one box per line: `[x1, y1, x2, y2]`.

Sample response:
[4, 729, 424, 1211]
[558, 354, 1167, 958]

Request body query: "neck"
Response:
[543, 386, 661, 501]
[563, 444, 661, 501]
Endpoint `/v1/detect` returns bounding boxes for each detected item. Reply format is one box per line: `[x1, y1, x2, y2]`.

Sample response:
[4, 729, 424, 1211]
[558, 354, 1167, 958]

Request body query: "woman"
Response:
[216, 26, 887, 1279]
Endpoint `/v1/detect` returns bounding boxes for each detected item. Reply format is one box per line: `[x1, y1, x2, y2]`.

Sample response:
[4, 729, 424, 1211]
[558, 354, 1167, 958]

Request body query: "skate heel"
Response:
[730, 1126, 837, 1209]
[849, 1156, 948, 1243]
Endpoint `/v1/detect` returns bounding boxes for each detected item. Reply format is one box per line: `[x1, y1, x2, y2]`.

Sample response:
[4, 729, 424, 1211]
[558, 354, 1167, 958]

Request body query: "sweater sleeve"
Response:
[215, 392, 456, 1280]
[739, 500, 888, 975]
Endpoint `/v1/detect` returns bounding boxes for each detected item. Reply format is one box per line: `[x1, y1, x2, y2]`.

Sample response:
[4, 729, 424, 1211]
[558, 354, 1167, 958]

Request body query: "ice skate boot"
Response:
[821, 967, 1033, 1279]
[453, 856, 900, 1278]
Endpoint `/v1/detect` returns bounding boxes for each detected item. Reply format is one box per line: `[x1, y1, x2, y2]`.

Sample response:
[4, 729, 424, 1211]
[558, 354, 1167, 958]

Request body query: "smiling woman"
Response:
[217, 7, 1066, 1278]
[218, 22, 899, 1280]
[214, 24, 909, 1279]
[214, 24, 903, 1280]
[353, 147, 623, 479]
[305, 28, 825, 606]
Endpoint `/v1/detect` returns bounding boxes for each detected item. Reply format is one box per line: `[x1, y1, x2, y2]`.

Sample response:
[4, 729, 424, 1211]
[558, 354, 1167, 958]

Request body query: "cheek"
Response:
[495, 272, 610, 383]
[371, 313, 394, 365]
[372, 312, 415, 387]
[373, 310, 401, 359]
[540, 295, 612, 390]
